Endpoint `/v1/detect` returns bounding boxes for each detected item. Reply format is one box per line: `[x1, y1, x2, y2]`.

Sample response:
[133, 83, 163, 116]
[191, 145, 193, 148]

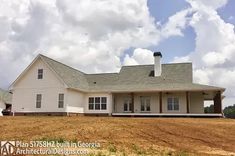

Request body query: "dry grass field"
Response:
[0, 116, 235, 156]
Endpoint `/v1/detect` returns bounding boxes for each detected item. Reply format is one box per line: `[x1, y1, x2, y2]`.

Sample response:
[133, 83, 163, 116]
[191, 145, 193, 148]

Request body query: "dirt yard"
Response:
[0, 116, 234, 156]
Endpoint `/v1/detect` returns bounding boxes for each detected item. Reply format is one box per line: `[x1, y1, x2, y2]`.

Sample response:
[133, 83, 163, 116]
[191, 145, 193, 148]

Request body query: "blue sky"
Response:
[147, 0, 194, 63]
[145, 0, 235, 63]
[218, 0, 235, 24]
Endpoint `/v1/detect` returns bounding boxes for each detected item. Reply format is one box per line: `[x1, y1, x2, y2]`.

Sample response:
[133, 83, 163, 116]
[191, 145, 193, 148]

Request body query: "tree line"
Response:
[204, 104, 235, 118]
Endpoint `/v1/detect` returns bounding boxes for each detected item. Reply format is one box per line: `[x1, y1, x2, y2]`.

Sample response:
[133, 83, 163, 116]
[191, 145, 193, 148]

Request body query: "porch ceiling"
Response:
[203, 91, 217, 100]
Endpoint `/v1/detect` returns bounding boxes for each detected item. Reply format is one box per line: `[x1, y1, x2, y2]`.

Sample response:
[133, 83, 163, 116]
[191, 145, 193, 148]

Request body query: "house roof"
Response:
[40, 55, 89, 90]
[0, 88, 12, 104]
[37, 54, 225, 92]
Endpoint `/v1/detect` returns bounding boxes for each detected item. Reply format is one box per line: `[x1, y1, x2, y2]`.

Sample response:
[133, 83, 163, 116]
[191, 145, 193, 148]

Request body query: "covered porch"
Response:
[112, 90, 223, 117]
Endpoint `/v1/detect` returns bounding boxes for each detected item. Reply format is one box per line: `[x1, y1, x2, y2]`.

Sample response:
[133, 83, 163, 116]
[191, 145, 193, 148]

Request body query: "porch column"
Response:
[214, 91, 222, 113]
[186, 92, 190, 113]
[131, 92, 134, 113]
[159, 92, 162, 113]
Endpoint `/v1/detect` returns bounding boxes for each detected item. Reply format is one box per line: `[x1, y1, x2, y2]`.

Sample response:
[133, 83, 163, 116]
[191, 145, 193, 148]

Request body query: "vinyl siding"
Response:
[12, 58, 67, 113]
[189, 92, 204, 113]
[66, 89, 85, 113]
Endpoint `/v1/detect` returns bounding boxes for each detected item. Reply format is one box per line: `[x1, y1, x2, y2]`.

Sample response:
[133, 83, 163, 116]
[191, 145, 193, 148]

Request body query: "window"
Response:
[95, 97, 100, 110]
[123, 98, 132, 112]
[101, 97, 107, 110]
[88, 97, 107, 110]
[38, 69, 43, 79]
[58, 94, 64, 108]
[89, 97, 94, 110]
[140, 96, 151, 112]
[167, 97, 179, 111]
[36, 94, 42, 108]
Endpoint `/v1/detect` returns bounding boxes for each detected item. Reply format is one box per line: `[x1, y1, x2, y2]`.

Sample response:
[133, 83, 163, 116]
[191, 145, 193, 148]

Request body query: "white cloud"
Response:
[172, 0, 235, 107]
[123, 48, 154, 66]
[202, 52, 227, 67]
[161, 9, 192, 38]
[186, 0, 228, 10]
[0, 0, 163, 87]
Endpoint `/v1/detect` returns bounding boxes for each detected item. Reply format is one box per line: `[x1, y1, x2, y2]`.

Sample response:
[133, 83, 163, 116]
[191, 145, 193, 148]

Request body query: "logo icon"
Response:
[0, 141, 16, 156]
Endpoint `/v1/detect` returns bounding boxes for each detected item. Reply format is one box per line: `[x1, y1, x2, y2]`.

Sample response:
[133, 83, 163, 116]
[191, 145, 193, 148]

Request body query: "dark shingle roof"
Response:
[117, 63, 192, 85]
[39, 54, 225, 92]
[40, 55, 89, 90]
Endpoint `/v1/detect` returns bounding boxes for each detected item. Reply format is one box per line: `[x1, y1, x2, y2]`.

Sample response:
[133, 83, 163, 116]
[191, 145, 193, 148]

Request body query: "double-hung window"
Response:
[38, 69, 43, 79]
[95, 97, 100, 110]
[101, 97, 107, 110]
[89, 97, 94, 110]
[167, 97, 179, 111]
[58, 94, 64, 108]
[36, 94, 42, 108]
[123, 98, 132, 112]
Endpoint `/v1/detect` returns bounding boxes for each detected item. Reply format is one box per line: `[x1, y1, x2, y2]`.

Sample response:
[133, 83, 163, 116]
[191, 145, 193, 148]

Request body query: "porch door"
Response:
[123, 98, 132, 112]
[140, 96, 151, 112]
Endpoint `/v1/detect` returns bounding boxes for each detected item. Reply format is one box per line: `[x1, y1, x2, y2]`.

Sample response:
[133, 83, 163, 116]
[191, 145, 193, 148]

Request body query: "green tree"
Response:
[223, 104, 235, 118]
[204, 104, 214, 113]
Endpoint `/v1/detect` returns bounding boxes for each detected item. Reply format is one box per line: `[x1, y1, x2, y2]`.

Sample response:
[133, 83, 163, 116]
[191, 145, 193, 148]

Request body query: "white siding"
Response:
[189, 92, 204, 113]
[114, 93, 130, 113]
[66, 89, 85, 113]
[12, 88, 67, 113]
[84, 93, 112, 115]
[12, 58, 67, 113]
[13, 58, 65, 89]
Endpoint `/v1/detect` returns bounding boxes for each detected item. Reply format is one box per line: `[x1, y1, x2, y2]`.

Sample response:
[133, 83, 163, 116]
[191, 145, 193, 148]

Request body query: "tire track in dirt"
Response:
[150, 121, 235, 153]
[118, 122, 177, 148]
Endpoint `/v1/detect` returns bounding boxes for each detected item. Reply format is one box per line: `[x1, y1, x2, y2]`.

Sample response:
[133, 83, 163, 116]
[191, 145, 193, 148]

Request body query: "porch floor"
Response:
[112, 113, 223, 117]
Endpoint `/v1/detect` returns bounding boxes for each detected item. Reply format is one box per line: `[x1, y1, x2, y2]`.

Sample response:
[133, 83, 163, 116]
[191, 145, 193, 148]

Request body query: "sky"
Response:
[0, 0, 235, 107]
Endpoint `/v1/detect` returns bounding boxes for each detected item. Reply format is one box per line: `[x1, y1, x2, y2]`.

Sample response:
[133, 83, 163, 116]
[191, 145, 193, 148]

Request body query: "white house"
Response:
[10, 52, 225, 117]
[0, 89, 12, 116]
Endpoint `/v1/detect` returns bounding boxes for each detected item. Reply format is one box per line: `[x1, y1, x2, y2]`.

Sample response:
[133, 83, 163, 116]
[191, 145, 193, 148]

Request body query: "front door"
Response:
[140, 96, 151, 112]
[124, 98, 132, 112]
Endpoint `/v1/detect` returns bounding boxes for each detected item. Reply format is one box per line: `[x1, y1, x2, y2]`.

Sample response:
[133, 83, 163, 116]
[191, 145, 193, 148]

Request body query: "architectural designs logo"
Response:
[0, 141, 16, 156]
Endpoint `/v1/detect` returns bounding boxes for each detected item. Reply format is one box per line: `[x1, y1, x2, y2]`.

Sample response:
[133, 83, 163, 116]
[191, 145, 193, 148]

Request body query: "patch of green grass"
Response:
[176, 150, 189, 156]
[39, 137, 65, 143]
[71, 138, 78, 143]
[108, 143, 117, 153]
[96, 151, 106, 156]
[132, 144, 146, 155]
[160, 150, 190, 156]
[164, 151, 173, 156]
[119, 149, 127, 156]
